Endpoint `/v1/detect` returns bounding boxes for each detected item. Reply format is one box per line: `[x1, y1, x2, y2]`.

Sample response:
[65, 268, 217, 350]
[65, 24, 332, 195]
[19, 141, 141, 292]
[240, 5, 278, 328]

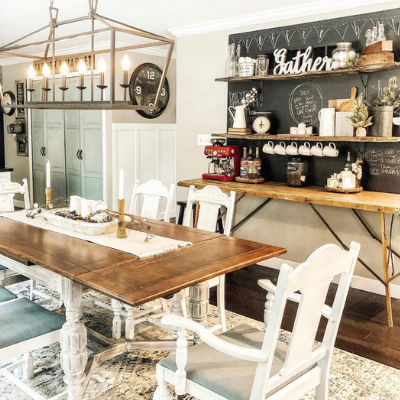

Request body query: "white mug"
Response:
[299, 142, 311, 156]
[274, 141, 287, 155]
[262, 141, 274, 154]
[323, 142, 339, 157]
[286, 142, 298, 155]
[311, 142, 324, 157]
[318, 108, 336, 137]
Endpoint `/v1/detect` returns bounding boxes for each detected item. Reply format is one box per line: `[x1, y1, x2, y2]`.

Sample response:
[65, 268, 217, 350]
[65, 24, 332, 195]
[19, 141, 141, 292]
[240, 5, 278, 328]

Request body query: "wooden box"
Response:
[363, 41, 393, 55]
[358, 52, 394, 67]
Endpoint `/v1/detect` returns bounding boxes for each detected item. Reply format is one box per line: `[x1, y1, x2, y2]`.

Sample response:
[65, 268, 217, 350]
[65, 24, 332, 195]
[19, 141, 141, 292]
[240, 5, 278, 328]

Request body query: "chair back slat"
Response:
[0, 178, 30, 212]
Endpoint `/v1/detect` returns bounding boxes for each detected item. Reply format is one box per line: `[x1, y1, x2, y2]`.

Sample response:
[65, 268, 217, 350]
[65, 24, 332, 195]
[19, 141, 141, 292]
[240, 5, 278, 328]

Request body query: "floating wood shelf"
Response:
[212, 133, 400, 142]
[215, 63, 400, 83]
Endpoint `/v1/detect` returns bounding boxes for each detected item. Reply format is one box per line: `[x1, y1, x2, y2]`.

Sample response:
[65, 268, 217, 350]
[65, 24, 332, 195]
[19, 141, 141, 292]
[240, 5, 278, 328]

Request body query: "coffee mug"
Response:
[274, 141, 287, 155]
[299, 142, 311, 156]
[262, 141, 274, 154]
[327, 177, 339, 188]
[318, 108, 336, 137]
[286, 142, 298, 155]
[323, 142, 339, 157]
[311, 142, 324, 157]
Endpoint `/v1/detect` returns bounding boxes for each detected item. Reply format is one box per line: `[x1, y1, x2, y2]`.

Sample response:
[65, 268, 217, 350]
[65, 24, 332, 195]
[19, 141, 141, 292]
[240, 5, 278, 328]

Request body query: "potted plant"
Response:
[370, 77, 399, 137]
[348, 94, 373, 137]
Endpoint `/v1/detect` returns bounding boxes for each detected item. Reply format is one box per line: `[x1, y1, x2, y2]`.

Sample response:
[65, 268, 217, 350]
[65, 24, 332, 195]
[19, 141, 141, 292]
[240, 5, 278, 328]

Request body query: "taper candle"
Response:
[46, 159, 51, 188]
[118, 168, 124, 200]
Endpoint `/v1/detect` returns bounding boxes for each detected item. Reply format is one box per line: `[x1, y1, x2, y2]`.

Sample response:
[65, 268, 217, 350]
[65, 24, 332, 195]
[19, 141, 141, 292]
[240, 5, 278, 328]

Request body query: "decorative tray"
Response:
[325, 186, 363, 194]
[235, 177, 265, 184]
[43, 209, 118, 236]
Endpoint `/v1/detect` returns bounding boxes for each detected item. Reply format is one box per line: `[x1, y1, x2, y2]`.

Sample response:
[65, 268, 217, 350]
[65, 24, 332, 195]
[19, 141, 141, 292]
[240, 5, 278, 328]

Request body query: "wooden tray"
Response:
[235, 177, 265, 184]
[325, 186, 363, 194]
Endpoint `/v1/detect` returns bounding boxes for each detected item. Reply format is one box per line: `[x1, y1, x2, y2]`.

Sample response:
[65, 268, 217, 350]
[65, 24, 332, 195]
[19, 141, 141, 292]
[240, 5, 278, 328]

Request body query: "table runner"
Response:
[1, 211, 191, 258]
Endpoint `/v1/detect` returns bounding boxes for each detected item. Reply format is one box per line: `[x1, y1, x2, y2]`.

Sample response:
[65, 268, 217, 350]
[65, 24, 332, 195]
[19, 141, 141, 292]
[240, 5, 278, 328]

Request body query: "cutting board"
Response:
[338, 87, 357, 112]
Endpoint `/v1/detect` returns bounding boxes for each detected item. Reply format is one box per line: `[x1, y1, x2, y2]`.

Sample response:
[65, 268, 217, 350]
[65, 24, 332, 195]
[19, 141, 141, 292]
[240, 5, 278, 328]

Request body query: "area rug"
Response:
[1, 281, 399, 400]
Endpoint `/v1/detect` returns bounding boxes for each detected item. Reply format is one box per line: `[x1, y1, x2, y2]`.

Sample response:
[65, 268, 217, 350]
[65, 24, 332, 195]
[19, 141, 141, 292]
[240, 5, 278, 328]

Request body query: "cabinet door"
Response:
[80, 110, 103, 200]
[31, 109, 46, 205]
[65, 110, 82, 197]
[45, 110, 67, 200]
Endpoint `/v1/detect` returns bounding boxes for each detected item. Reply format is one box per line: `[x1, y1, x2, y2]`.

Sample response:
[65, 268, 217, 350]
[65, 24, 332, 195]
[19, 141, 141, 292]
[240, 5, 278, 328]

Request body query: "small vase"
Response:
[355, 126, 367, 137]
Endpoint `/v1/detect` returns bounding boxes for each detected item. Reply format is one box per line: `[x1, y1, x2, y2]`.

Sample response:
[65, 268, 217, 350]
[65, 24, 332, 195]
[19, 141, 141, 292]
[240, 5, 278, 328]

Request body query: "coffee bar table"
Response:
[0, 214, 285, 400]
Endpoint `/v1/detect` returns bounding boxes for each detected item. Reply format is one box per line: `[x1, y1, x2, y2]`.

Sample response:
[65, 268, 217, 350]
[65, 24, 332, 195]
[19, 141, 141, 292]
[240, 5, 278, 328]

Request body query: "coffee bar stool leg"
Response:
[380, 212, 393, 327]
[60, 278, 87, 400]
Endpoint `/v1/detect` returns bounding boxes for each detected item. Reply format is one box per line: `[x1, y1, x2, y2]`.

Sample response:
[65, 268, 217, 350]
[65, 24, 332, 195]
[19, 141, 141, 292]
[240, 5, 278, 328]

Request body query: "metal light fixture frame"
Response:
[0, 0, 174, 110]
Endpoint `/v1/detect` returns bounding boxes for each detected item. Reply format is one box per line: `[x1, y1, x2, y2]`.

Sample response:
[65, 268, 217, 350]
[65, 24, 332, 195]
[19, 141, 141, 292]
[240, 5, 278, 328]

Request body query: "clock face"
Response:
[252, 116, 271, 134]
[1, 91, 16, 116]
[129, 63, 170, 119]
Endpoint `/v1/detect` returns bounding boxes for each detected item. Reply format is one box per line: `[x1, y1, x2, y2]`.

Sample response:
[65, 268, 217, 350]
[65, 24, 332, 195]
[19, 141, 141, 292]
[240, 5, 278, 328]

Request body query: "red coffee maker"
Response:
[202, 139, 241, 181]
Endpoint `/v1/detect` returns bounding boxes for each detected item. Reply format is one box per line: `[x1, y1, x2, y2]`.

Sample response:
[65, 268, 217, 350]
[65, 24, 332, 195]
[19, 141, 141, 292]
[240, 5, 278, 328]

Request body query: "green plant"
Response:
[372, 77, 400, 107]
[348, 94, 373, 128]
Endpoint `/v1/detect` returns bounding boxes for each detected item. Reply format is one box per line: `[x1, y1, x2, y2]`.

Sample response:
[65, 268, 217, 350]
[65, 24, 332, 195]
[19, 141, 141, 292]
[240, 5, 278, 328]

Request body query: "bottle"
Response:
[254, 147, 262, 178]
[378, 23, 386, 42]
[247, 147, 258, 179]
[344, 151, 352, 171]
[240, 147, 248, 178]
[235, 44, 241, 77]
[225, 44, 236, 78]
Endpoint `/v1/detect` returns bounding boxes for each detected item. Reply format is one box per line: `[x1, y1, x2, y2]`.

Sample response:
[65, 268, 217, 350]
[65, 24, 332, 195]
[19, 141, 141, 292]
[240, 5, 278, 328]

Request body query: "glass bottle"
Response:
[247, 147, 258, 179]
[235, 44, 241, 77]
[254, 147, 262, 177]
[344, 151, 352, 171]
[240, 147, 248, 178]
[331, 42, 356, 69]
[225, 44, 236, 78]
[378, 23, 386, 42]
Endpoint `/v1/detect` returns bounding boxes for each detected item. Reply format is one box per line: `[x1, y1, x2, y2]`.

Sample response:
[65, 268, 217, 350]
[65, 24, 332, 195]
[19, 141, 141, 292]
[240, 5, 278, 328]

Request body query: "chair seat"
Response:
[0, 265, 7, 271]
[160, 323, 288, 400]
[0, 285, 16, 302]
[0, 297, 65, 349]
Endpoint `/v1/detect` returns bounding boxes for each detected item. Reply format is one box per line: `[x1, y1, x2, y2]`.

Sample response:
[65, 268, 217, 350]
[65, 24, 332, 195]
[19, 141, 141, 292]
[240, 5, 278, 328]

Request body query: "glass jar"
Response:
[331, 42, 356, 69]
[286, 157, 308, 187]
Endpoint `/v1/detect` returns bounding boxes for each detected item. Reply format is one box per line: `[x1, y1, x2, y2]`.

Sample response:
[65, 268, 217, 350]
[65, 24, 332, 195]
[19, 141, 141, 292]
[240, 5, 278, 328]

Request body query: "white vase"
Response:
[355, 126, 367, 137]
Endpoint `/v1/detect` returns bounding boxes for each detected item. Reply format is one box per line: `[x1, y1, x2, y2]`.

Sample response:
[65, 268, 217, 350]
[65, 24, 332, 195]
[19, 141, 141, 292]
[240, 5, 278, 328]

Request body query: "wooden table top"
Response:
[0, 216, 285, 307]
[178, 179, 400, 214]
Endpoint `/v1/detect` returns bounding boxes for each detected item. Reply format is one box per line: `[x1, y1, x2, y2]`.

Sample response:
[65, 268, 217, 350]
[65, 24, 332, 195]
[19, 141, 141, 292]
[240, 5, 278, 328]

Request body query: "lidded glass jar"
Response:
[331, 42, 356, 70]
[286, 157, 308, 187]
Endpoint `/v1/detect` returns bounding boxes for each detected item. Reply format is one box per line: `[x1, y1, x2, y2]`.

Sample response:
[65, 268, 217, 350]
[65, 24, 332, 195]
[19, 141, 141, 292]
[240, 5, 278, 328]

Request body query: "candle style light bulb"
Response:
[77, 59, 86, 88]
[42, 63, 51, 92]
[98, 57, 106, 87]
[122, 54, 130, 86]
[27, 65, 35, 91]
[60, 61, 68, 88]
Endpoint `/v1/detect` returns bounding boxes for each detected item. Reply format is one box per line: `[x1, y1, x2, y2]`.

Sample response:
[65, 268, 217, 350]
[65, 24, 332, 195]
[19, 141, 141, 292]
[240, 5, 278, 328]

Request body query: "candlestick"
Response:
[27, 65, 35, 93]
[117, 199, 127, 239]
[45, 187, 52, 210]
[120, 54, 131, 101]
[46, 159, 51, 188]
[118, 168, 124, 200]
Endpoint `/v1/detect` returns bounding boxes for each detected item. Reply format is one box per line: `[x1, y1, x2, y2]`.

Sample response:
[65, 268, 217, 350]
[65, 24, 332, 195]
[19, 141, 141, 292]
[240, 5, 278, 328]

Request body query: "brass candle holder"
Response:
[117, 199, 127, 239]
[45, 187, 52, 210]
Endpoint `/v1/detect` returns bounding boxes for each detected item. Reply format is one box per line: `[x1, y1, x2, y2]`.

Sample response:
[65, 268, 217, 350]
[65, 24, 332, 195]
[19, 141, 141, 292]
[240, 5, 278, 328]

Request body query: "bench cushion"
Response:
[0, 297, 65, 349]
[0, 265, 7, 271]
[160, 323, 287, 400]
[0, 286, 17, 302]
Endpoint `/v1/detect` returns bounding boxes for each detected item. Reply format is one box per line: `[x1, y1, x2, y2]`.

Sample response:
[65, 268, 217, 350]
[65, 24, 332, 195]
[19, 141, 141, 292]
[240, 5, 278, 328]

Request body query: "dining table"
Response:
[0, 211, 285, 400]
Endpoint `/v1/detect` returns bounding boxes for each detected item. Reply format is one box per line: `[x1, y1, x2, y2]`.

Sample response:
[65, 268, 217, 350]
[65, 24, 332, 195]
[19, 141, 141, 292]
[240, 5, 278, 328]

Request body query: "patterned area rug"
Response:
[1, 281, 399, 400]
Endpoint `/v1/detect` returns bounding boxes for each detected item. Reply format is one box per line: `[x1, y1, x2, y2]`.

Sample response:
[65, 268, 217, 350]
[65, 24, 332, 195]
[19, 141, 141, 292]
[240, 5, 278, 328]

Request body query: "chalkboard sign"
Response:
[289, 83, 322, 125]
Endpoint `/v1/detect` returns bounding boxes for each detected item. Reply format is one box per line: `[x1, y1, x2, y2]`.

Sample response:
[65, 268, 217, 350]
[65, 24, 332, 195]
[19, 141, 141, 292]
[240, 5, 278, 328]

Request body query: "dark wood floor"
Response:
[211, 265, 400, 370]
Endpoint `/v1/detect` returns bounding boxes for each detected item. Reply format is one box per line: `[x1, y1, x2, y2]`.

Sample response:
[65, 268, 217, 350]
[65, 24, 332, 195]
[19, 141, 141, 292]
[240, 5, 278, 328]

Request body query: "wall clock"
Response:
[1, 91, 16, 116]
[129, 63, 170, 119]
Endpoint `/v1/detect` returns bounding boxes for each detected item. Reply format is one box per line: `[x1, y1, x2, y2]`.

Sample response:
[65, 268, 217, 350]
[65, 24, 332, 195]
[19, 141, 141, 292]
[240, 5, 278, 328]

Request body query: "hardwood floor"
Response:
[211, 265, 400, 369]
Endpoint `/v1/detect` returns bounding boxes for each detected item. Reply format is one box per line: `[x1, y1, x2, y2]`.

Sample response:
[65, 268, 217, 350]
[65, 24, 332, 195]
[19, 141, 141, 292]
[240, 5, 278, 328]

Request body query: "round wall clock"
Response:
[1, 91, 16, 116]
[129, 63, 170, 119]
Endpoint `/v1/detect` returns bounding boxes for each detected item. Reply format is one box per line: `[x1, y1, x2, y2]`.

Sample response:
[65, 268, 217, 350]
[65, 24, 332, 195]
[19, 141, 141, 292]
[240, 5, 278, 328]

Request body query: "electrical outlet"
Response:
[197, 134, 212, 146]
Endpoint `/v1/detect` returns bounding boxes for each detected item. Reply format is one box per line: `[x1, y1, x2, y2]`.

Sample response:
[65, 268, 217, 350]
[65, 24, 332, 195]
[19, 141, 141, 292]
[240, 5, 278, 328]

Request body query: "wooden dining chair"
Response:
[0, 178, 31, 287]
[181, 184, 236, 332]
[153, 242, 360, 400]
[97, 179, 176, 339]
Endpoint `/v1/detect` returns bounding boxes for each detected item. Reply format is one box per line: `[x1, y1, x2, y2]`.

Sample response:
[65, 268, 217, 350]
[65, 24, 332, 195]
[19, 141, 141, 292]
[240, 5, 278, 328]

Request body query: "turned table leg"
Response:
[60, 278, 87, 400]
[189, 281, 209, 344]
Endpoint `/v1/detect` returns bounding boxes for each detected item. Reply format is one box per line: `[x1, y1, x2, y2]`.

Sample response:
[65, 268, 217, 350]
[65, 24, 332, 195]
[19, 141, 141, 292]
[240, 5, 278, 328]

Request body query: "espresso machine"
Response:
[202, 139, 241, 181]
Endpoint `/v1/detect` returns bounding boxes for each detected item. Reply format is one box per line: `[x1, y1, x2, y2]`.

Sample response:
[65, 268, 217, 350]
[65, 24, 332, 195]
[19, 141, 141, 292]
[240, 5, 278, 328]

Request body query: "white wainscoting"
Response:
[111, 123, 177, 220]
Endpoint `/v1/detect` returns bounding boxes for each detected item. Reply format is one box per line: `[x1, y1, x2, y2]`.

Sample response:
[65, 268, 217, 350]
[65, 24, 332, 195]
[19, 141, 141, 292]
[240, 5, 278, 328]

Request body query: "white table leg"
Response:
[111, 299, 123, 339]
[189, 281, 209, 343]
[125, 305, 135, 340]
[60, 278, 87, 400]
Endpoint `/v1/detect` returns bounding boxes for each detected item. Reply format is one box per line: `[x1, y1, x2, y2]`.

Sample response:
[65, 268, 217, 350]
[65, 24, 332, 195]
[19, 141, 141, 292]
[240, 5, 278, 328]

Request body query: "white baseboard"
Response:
[257, 257, 400, 300]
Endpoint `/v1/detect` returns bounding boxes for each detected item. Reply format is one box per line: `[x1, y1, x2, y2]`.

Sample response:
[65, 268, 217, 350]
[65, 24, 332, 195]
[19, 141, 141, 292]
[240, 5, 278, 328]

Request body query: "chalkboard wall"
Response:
[226, 8, 400, 193]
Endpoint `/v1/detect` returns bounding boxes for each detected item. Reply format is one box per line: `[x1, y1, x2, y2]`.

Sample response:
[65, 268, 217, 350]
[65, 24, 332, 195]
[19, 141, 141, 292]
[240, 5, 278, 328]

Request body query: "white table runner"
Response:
[1, 211, 191, 259]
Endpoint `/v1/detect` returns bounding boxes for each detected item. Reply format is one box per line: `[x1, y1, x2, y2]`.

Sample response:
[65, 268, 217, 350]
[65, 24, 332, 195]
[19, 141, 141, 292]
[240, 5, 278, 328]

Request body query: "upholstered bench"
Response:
[0, 295, 66, 399]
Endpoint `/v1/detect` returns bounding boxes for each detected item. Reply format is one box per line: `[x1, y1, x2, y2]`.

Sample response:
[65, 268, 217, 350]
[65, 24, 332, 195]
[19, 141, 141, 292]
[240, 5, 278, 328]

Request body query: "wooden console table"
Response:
[178, 178, 400, 327]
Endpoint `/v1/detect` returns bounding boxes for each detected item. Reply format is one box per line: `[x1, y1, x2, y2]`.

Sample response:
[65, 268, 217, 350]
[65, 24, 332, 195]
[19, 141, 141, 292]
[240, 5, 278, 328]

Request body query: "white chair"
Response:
[129, 179, 175, 222]
[97, 179, 176, 339]
[182, 184, 236, 333]
[0, 288, 66, 399]
[153, 242, 360, 400]
[0, 178, 30, 286]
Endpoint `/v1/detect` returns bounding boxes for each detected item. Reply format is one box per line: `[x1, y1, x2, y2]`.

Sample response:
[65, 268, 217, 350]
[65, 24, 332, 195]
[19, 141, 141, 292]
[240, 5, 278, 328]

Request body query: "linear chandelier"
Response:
[0, 0, 174, 110]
